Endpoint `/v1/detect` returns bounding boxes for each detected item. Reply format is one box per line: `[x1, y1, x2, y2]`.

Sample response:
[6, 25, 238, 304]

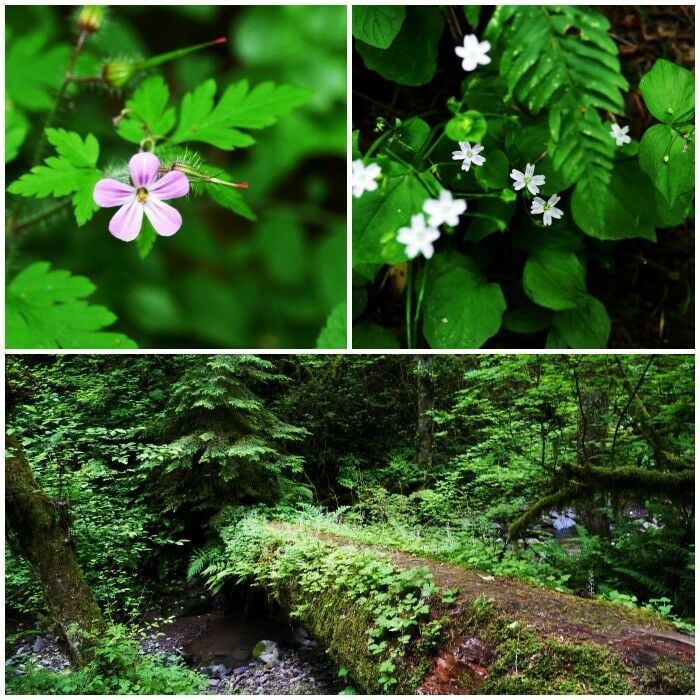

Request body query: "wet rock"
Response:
[252, 640, 279, 665]
[208, 678, 220, 688]
[209, 663, 229, 679]
[32, 637, 48, 653]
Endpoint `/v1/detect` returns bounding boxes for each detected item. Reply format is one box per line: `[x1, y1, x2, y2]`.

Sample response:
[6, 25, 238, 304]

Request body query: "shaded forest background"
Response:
[6, 354, 694, 635]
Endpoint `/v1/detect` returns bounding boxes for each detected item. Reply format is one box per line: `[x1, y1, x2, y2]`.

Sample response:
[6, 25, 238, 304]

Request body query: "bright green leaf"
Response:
[523, 250, 588, 311]
[316, 303, 347, 348]
[116, 75, 176, 144]
[639, 59, 694, 125]
[638, 124, 694, 207]
[552, 295, 611, 348]
[171, 79, 312, 149]
[353, 170, 428, 264]
[474, 149, 509, 190]
[445, 110, 487, 143]
[352, 6, 405, 49]
[6, 262, 137, 349]
[571, 160, 656, 242]
[424, 259, 506, 348]
[7, 129, 102, 227]
[5, 106, 29, 163]
[6, 31, 70, 111]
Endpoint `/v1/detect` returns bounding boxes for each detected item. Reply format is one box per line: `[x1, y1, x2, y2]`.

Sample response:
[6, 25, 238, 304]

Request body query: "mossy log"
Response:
[5, 436, 104, 666]
[262, 523, 694, 695]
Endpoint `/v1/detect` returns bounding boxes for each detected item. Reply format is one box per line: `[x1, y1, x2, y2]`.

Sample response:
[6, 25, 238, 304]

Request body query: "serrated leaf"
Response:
[522, 250, 588, 311]
[6, 262, 137, 349]
[424, 256, 506, 348]
[571, 160, 656, 242]
[352, 6, 405, 49]
[116, 75, 177, 144]
[638, 124, 694, 207]
[552, 294, 610, 348]
[6, 31, 70, 111]
[207, 184, 256, 222]
[355, 6, 444, 87]
[171, 79, 312, 149]
[7, 129, 102, 227]
[639, 59, 694, 125]
[316, 302, 347, 348]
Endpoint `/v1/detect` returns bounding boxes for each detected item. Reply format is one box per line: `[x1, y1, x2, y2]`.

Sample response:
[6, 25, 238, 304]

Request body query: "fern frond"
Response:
[487, 6, 627, 115]
[487, 6, 627, 191]
[187, 542, 223, 580]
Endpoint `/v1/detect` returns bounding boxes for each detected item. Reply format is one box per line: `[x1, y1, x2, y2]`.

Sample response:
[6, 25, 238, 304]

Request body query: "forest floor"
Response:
[271, 522, 694, 693]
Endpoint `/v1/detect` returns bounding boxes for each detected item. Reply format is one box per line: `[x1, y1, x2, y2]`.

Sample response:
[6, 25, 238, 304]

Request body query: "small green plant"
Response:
[5, 624, 207, 695]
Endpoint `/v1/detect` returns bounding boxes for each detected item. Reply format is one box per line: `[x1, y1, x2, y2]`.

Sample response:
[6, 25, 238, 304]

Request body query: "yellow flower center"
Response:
[136, 187, 148, 203]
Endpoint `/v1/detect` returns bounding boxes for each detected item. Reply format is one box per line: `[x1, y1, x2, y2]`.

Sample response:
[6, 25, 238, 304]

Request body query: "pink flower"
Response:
[93, 152, 189, 242]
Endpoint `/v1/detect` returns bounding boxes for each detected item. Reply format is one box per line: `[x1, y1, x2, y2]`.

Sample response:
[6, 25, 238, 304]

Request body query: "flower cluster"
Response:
[397, 190, 467, 260]
[509, 162, 563, 226]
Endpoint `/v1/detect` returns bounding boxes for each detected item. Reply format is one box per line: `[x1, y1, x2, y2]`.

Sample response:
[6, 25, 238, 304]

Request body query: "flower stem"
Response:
[405, 262, 414, 349]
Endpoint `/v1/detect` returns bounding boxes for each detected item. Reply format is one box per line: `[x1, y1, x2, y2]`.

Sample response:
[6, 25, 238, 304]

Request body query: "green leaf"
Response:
[353, 169, 428, 264]
[424, 256, 506, 348]
[7, 128, 102, 227]
[464, 197, 515, 242]
[571, 160, 656, 242]
[6, 31, 70, 111]
[116, 75, 177, 144]
[171, 79, 312, 149]
[639, 59, 694, 125]
[502, 305, 552, 334]
[5, 105, 29, 163]
[352, 6, 405, 49]
[552, 295, 610, 348]
[522, 250, 588, 311]
[6, 262, 137, 349]
[355, 6, 444, 86]
[353, 322, 400, 349]
[135, 218, 158, 259]
[445, 110, 487, 143]
[474, 149, 509, 190]
[638, 124, 694, 207]
[207, 184, 256, 222]
[316, 303, 347, 348]
[464, 7, 481, 28]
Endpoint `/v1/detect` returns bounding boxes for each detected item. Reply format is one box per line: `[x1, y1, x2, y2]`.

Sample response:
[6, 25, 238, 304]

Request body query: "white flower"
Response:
[455, 34, 491, 72]
[451, 141, 486, 172]
[609, 122, 631, 147]
[397, 214, 441, 259]
[531, 193, 563, 226]
[510, 162, 546, 196]
[352, 159, 381, 198]
[423, 190, 467, 227]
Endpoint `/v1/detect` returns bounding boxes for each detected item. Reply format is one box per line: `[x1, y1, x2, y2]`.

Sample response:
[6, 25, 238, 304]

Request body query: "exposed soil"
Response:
[353, 5, 695, 349]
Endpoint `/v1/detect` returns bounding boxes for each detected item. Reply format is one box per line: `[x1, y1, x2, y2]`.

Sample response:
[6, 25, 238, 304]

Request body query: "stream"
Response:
[7, 588, 345, 695]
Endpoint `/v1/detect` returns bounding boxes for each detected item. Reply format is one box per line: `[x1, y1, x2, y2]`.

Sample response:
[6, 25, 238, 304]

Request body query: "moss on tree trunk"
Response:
[5, 435, 104, 666]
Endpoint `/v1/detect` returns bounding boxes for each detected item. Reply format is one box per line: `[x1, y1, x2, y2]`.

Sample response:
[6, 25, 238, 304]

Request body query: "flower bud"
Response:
[77, 6, 105, 34]
[102, 59, 137, 89]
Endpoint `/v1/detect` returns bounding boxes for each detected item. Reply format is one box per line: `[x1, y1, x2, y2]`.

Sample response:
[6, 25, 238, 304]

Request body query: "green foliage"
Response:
[317, 303, 347, 349]
[639, 59, 694, 125]
[5, 624, 207, 695]
[6, 5, 346, 349]
[170, 79, 312, 149]
[7, 129, 102, 226]
[6, 262, 137, 349]
[354, 6, 443, 86]
[352, 6, 693, 348]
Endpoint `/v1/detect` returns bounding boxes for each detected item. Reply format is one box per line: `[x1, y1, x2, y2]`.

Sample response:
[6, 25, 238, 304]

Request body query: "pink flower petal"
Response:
[148, 171, 189, 201]
[93, 179, 135, 207]
[109, 200, 144, 241]
[144, 197, 182, 237]
[129, 152, 160, 188]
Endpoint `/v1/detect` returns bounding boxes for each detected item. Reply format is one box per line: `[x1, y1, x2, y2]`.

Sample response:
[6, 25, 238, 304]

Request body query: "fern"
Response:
[486, 6, 627, 191]
[187, 542, 223, 581]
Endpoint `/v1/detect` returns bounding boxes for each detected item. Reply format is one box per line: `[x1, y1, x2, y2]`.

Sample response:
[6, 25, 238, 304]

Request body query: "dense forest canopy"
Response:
[5, 354, 695, 693]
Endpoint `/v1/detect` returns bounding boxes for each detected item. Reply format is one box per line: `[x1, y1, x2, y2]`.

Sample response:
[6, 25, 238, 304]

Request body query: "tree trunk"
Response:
[414, 356, 434, 485]
[5, 435, 104, 666]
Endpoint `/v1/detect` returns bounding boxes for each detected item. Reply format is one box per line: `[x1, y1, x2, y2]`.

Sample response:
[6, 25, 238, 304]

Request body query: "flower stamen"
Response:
[136, 187, 149, 203]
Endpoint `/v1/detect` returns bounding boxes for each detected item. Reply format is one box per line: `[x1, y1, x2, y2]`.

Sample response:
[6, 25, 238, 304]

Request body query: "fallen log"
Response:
[220, 519, 694, 694]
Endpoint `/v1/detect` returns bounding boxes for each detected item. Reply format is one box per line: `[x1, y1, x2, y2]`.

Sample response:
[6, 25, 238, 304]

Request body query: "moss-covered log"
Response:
[239, 522, 694, 695]
[5, 436, 104, 666]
